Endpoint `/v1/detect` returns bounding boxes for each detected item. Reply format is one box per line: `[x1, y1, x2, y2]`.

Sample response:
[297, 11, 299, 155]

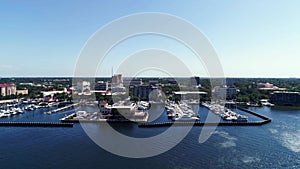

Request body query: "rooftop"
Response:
[174, 91, 208, 95]
[0, 84, 15, 87]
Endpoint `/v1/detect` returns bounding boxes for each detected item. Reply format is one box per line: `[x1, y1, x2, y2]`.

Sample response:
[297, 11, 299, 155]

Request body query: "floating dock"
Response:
[45, 103, 78, 114]
[139, 107, 271, 128]
[60, 113, 147, 123]
[0, 122, 73, 127]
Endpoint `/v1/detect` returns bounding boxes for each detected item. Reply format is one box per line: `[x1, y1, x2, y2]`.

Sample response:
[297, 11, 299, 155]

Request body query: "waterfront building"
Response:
[0, 84, 17, 97]
[270, 91, 300, 106]
[111, 104, 135, 118]
[95, 81, 108, 91]
[133, 85, 158, 100]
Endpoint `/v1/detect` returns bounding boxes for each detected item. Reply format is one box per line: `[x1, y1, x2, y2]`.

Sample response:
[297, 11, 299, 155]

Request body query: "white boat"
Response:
[233, 115, 248, 122]
[260, 99, 275, 107]
[2, 111, 11, 117]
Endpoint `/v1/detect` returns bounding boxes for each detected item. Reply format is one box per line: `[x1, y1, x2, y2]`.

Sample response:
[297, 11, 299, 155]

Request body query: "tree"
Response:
[237, 96, 250, 102]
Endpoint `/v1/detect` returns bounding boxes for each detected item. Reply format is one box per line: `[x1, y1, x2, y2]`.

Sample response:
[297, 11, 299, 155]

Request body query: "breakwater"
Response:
[237, 106, 271, 121]
[0, 122, 73, 127]
[138, 120, 270, 127]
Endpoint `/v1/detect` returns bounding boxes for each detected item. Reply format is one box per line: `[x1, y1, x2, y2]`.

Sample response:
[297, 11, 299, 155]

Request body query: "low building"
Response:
[110, 104, 136, 119]
[270, 91, 300, 106]
[0, 84, 17, 97]
[257, 82, 273, 89]
[19, 83, 34, 86]
[16, 89, 29, 95]
[257, 82, 286, 91]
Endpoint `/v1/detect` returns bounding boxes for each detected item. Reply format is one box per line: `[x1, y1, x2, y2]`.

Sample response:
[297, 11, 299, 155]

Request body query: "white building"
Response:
[77, 81, 91, 93]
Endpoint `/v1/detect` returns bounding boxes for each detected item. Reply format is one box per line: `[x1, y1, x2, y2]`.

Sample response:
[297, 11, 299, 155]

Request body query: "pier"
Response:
[60, 113, 148, 123]
[139, 107, 271, 128]
[45, 103, 78, 114]
[0, 122, 73, 127]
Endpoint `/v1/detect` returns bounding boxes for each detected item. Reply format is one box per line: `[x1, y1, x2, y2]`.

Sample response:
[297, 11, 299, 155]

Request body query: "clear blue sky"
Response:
[0, 0, 299, 77]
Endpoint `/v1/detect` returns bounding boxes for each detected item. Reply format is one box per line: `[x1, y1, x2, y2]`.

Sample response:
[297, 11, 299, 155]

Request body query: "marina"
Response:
[201, 102, 249, 122]
[0, 99, 271, 128]
[0, 101, 73, 118]
[165, 101, 200, 121]
[139, 102, 271, 128]
[60, 101, 150, 123]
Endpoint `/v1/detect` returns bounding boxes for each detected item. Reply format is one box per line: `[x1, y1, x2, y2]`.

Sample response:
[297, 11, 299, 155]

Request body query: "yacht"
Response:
[260, 99, 275, 107]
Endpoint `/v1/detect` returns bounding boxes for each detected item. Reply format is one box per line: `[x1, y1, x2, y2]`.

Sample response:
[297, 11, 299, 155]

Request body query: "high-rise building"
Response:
[76, 81, 91, 93]
[112, 74, 123, 86]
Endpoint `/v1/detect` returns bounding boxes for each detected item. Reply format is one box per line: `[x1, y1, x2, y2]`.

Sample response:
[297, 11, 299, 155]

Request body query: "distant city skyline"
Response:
[0, 0, 300, 78]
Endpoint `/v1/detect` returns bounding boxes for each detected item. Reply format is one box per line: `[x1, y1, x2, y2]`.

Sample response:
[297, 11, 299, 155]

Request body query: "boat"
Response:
[232, 115, 248, 122]
[38, 102, 49, 108]
[24, 104, 36, 111]
[260, 99, 275, 107]
[203, 102, 248, 122]
[167, 101, 200, 121]
[2, 111, 11, 117]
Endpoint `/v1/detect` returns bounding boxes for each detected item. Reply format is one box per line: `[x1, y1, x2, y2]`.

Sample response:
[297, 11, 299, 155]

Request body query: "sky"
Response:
[0, 0, 299, 78]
